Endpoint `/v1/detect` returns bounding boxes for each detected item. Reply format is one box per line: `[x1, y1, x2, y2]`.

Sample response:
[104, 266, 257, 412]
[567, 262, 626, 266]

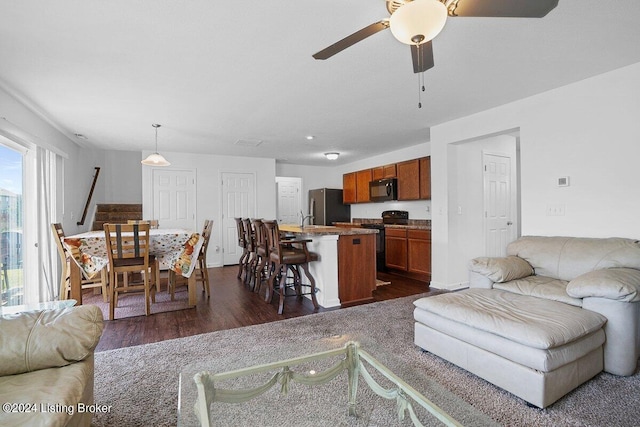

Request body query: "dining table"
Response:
[63, 228, 204, 306]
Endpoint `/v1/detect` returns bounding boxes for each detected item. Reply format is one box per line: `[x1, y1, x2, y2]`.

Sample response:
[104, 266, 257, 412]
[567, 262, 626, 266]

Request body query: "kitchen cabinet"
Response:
[397, 159, 421, 200]
[338, 234, 377, 305]
[419, 157, 431, 200]
[355, 169, 372, 203]
[384, 228, 408, 270]
[385, 227, 431, 282]
[372, 164, 397, 180]
[408, 229, 431, 276]
[343, 172, 356, 204]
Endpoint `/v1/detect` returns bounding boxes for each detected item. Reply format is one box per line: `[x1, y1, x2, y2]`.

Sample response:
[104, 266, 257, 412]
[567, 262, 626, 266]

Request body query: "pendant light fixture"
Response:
[141, 123, 170, 166]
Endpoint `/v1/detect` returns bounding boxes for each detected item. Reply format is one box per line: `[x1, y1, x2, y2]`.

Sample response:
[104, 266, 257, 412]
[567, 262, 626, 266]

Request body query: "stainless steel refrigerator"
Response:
[308, 188, 351, 226]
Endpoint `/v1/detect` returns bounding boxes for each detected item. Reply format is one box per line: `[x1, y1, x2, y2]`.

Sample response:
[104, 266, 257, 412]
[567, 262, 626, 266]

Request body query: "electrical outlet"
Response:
[546, 203, 565, 216]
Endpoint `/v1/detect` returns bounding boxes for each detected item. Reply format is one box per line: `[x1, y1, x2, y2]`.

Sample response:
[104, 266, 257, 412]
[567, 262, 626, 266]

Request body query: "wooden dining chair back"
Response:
[128, 219, 159, 229]
[235, 218, 248, 280]
[51, 223, 109, 302]
[169, 219, 213, 299]
[262, 220, 319, 314]
[103, 223, 158, 320]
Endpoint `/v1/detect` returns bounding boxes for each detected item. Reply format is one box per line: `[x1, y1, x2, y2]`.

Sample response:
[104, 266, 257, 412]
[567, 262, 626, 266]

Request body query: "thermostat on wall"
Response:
[558, 176, 570, 187]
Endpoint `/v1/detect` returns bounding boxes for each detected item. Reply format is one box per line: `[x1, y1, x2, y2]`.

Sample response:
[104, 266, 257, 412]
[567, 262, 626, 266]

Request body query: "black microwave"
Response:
[369, 178, 398, 202]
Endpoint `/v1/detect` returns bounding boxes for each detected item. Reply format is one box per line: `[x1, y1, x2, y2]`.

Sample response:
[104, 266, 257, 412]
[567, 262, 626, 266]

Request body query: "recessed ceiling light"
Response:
[324, 152, 339, 160]
[306, 135, 315, 140]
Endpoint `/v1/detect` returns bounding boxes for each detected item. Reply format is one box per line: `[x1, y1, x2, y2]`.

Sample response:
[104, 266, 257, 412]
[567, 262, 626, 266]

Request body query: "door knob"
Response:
[507, 221, 513, 226]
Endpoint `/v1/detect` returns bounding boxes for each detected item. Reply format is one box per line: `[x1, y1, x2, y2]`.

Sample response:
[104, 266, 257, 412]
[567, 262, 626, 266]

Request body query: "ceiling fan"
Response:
[313, 0, 560, 74]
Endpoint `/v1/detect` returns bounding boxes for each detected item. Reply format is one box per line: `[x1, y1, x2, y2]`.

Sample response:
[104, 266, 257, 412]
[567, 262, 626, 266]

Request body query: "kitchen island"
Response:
[278, 225, 378, 308]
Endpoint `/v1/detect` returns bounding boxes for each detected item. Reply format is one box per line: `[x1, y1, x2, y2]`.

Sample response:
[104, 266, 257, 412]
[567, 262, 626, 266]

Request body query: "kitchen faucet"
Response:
[300, 210, 314, 228]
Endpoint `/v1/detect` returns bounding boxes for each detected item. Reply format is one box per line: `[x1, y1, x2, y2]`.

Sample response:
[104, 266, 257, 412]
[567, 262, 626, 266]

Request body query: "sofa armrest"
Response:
[0, 305, 104, 376]
[566, 268, 640, 302]
[468, 256, 534, 284]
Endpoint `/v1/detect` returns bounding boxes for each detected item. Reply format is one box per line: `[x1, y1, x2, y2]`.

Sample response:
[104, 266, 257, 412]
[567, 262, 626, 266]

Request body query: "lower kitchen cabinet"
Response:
[408, 229, 431, 276]
[385, 228, 431, 282]
[338, 234, 376, 305]
[385, 228, 408, 270]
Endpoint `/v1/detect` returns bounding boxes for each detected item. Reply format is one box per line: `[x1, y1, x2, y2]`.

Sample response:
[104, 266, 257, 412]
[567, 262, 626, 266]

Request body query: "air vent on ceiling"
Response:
[235, 139, 263, 147]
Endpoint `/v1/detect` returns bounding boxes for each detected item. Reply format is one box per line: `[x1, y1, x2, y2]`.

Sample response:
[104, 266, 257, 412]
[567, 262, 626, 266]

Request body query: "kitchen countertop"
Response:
[279, 225, 378, 236]
[333, 222, 431, 231]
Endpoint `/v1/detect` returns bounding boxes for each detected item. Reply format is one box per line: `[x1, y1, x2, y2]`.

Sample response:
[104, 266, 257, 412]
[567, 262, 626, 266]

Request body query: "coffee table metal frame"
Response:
[192, 341, 461, 427]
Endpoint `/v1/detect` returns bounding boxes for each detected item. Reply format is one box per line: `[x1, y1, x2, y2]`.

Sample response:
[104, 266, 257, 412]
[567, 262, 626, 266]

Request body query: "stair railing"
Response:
[77, 167, 100, 226]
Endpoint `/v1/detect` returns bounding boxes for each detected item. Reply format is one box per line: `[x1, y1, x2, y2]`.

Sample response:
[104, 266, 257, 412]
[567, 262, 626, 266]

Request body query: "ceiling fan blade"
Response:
[411, 42, 434, 74]
[312, 20, 389, 60]
[449, 0, 559, 18]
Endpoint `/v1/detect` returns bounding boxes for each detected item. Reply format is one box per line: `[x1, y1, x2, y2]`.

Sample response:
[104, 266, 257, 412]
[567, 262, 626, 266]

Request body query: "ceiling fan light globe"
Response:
[389, 0, 447, 45]
[141, 152, 171, 166]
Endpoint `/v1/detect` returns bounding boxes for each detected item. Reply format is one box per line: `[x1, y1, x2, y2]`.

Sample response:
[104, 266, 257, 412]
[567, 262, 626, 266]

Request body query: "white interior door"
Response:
[276, 177, 301, 225]
[152, 169, 196, 230]
[222, 172, 255, 265]
[483, 153, 516, 256]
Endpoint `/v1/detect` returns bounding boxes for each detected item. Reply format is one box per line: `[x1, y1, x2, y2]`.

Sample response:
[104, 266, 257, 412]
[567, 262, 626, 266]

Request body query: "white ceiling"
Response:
[1, 0, 639, 166]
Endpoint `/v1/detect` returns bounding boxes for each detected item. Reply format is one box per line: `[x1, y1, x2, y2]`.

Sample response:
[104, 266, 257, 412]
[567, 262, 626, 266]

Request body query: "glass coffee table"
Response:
[178, 335, 498, 426]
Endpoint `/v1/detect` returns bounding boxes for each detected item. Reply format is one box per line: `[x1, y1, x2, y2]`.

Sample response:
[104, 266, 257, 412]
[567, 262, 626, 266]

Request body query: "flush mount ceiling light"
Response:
[389, 0, 447, 46]
[141, 124, 170, 166]
[324, 152, 339, 160]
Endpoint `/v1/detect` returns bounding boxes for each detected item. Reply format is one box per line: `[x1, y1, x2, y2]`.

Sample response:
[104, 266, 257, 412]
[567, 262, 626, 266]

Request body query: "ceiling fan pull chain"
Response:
[417, 72, 422, 109]
[417, 43, 422, 108]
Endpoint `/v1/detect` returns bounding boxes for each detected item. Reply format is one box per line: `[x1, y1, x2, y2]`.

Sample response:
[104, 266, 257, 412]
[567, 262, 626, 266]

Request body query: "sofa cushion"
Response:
[567, 268, 640, 302]
[413, 289, 606, 350]
[507, 236, 640, 281]
[494, 276, 582, 307]
[468, 256, 533, 282]
[0, 305, 103, 376]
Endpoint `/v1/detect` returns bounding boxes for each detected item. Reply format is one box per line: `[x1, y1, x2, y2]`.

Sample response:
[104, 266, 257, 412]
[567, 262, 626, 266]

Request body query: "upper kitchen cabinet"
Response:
[372, 164, 397, 180]
[343, 172, 357, 204]
[356, 169, 372, 203]
[343, 169, 373, 204]
[419, 157, 431, 200]
[397, 159, 420, 200]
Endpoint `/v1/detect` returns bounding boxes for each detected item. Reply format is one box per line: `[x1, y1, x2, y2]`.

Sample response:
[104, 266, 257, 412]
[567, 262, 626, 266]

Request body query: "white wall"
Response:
[0, 85, 107, 236]
[142, 150, 277, 267]
[431, 62, 640, 289]
[101, 150, 142, 204]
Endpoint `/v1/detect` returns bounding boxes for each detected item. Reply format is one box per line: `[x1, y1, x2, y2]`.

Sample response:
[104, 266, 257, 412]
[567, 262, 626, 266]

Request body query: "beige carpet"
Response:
[93, 294, 640, 426]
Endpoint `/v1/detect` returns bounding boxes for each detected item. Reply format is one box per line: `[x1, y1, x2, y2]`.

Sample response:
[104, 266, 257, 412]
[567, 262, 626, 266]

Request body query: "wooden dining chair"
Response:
[263, 220, 319, 315]
[103, 223, 159, 320]
[51, 223, 109, 302]
[169, 219, 213, 299]
[128, 219, 159, 229]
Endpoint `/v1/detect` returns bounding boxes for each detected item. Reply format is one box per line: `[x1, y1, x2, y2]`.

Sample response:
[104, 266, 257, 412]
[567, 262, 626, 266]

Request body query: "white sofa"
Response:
[0, 305, 104, 426]
[413, 236, 640, 408]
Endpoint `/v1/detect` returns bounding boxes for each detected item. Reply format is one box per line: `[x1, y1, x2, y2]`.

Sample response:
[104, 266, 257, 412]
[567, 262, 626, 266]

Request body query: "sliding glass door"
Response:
[0, 143, 24, 306]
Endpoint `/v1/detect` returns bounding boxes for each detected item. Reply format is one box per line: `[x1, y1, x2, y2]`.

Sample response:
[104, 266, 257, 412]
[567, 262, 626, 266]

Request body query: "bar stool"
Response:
[263, 220, 319, 315]
[234, 218, 248, 280]
[241, 218, 257, 289]
[251, 218, 271, 295]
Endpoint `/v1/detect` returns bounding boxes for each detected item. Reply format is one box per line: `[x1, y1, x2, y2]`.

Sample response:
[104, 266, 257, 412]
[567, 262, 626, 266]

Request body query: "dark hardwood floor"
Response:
[95, 266, 441, 352]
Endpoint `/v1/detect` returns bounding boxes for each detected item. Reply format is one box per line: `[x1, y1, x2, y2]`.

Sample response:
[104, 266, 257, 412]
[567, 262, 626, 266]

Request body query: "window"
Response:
[0, 142, 24, 306]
